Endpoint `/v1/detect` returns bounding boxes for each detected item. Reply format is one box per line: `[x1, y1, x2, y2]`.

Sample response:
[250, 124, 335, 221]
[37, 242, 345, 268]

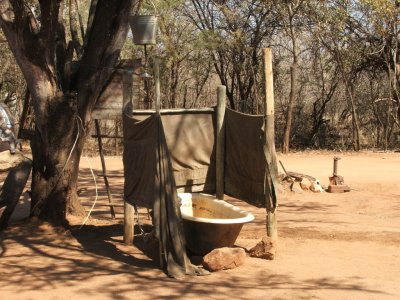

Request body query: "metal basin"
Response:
[179, 193, 254, 255]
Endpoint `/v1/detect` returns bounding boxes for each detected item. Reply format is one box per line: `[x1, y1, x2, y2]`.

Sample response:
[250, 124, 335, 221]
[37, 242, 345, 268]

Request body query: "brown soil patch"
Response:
[1, 151, 399, 299]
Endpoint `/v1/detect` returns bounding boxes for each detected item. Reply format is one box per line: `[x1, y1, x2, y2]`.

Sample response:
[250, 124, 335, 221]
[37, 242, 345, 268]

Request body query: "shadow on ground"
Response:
[0, 219, 392, 300]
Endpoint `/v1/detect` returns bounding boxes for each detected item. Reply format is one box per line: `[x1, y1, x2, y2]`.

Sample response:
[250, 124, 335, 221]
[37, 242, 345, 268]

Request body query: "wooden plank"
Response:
[154, 58, 161, 114]
[91, 108, 123, 120]
[94, 119, 116, 219]
[131, 108, 214, 115]
[91, 135, 124, 139]
[263, 48, 278, 240]
[81, 202, 125, 207]
[264, 49, 275, 116]
[124, 201, 135, 244]
[96, 173, 124, 178]
[92, 59, 141, 120]
[216, 85, 226, 200]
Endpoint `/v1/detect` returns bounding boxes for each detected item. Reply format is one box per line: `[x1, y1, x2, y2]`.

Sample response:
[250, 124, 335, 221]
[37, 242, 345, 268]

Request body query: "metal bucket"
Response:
[129, 15, 158, 45]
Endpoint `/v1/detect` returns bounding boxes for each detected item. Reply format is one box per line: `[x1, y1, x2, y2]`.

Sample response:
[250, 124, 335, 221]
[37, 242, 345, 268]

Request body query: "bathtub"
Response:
[179, 193, 254, 255]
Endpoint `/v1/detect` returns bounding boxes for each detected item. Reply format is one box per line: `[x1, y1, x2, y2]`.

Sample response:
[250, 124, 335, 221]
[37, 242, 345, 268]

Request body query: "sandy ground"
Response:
[0, 151, 399, 300]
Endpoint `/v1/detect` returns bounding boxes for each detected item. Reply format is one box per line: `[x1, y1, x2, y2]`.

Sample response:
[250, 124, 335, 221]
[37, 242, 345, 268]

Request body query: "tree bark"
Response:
[347, 82, 361, 151]
[30, 94, 86, 224]
[282, 4, 299, 153]
[0, 0, 137, 226]
[282, 64, 297, 153]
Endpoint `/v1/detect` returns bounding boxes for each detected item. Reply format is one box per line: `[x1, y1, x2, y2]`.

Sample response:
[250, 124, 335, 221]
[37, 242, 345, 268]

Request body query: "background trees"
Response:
[2, 1, 399, 155]
[0, 1, 399, 224]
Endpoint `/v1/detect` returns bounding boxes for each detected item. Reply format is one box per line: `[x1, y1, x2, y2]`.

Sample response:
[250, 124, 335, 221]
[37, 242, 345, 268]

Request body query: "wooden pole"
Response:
[154, 58, 161, 114]
[216, 85, 226, 200]
[94, 119, 116, 219]
[124, 201, 135, 244]
[263, 48, 278, 240]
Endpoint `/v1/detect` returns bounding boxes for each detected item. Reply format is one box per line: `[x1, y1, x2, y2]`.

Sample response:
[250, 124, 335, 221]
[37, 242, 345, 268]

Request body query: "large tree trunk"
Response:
[30, 94, 86, 224]
[1, 0, 136, 226]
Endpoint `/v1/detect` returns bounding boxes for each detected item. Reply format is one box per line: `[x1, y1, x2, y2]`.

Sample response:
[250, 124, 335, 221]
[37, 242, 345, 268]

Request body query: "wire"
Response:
[76, 116, 99, 229]
[79, 153, 98, 229]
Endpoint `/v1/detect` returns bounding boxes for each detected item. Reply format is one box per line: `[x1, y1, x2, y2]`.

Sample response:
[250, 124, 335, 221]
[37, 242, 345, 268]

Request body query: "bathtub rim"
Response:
[179, 193, 255, 225]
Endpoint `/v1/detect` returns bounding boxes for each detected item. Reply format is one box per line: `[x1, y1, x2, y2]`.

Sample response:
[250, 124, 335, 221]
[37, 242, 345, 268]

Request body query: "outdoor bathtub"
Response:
[179, 193, 254, 255]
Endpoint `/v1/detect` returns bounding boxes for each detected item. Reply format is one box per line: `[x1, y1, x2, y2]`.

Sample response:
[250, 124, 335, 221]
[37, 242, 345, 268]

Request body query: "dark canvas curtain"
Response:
[123, 112, 216, 208]
[123, 114, 157, 209]
[224, 108, 267, 207]
[123, 113, 208, 278]
[161, 113, 216, 193]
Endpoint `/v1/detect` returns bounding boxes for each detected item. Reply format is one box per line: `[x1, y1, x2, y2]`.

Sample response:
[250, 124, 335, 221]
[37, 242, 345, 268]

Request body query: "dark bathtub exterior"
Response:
[183, 220, 244, 255]
[179, 193, 254, 256]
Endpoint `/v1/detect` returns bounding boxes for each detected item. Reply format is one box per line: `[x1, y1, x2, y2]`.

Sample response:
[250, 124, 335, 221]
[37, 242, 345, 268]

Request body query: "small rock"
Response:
[248, 235, 277, 260]
[202, 247, 246, 272]
[290, 182, 303, 193]
[300, 178, 312, 190]
[235, 238, 260, 252]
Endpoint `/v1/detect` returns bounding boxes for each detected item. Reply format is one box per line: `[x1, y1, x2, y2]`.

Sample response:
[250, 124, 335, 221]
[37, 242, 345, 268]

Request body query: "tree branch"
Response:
[38, 1, 61, 60]
[74, 0, 85, 39]
[82, 0, 98, 50]
[25, 3, 40, 34]
[69, 0, 82, 56]
[75, 0, 138, 122]
[0, 0, 15, 23]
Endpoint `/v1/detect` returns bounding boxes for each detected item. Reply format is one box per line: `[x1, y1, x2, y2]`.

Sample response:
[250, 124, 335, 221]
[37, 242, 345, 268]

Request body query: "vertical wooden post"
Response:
[154, 58, 161, 114]
[124, 201, 135, 244]
[122, 67, 132, 114]
[131, 60, 141, 111]
[216, 85, 226, 200]
[94, 119, 116, 219]
[263, 48, 278, 240]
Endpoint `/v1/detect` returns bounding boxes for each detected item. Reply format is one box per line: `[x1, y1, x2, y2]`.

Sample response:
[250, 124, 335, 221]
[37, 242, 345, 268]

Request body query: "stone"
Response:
[248, 235, 277, 260]
[327, 184, 350, 193]
[202, 247, 246, 272]
[300, 178, 312, 190]
[235, 238, 260, 252]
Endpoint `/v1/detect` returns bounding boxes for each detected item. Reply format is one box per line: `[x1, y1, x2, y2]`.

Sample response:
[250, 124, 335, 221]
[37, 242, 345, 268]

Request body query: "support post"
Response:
[154, 58, 161, 114]
[94, 119, 116, 219]
[216, 85, 226, 200]
[124, 201, 135, 244]
[263, 48, 278, 240]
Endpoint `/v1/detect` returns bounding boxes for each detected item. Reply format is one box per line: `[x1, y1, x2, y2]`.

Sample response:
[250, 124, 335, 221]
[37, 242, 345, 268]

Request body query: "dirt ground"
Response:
[0, 151, 399, 300]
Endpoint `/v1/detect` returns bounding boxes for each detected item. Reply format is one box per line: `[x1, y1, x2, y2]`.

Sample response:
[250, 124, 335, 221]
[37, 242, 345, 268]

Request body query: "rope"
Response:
[76, 116, 100, 229]
[79, 153, 98, 229]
